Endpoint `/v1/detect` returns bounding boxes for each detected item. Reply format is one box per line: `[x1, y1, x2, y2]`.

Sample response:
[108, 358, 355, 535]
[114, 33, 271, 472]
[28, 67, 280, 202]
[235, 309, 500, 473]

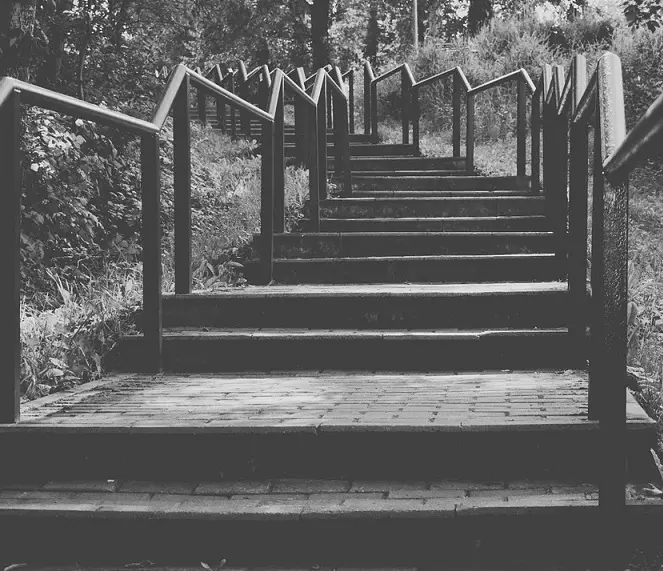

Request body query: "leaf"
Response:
[75, 119, 85, 127]
[30, 163, 39, 172]
[200, 563, 213, 571]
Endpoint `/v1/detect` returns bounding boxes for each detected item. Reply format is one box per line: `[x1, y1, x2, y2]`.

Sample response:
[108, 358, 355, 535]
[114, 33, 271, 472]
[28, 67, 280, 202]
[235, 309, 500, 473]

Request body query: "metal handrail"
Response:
[368, 62, 415, 144]
[410, 66, 470, 158]
[0, 63, 289, 424]
[466, 68, 534, 174]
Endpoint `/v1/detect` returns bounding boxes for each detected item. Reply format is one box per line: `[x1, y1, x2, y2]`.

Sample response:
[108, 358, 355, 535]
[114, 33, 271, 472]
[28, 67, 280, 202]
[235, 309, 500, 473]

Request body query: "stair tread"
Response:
[315, 216, 547, 222]
[167, 282, 567, 299]
[274, 231, 554, 237]
[273, 253, 556, 262]
[10, 370, 653, 433]
[149, 327, 568, 340]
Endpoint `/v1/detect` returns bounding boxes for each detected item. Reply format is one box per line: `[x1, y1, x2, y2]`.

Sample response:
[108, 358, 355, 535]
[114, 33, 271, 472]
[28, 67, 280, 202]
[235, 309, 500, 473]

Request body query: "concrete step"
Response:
[350, 190, 533, 198]
[260, 232, 556, 258]
[286, 143, 418, 157]
[161, 283, 571, 329]
[316, 197, 545, 218]
[352, 175, 530, 191]
[244, 254, 562, 284]
[301, 215, 549, 232]
[331, 156, 467, 171]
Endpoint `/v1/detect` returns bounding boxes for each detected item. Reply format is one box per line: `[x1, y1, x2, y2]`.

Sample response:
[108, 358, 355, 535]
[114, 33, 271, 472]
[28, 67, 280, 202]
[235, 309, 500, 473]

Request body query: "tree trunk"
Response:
[0, 0, 38, 80]
[467, 0, 493, 36]
[365, 0, 379, 65]
[311, 0, 330, 70]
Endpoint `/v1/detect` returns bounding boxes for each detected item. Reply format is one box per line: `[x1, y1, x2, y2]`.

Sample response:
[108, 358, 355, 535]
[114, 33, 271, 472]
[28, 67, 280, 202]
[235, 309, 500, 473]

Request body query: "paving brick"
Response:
[118, 481, 197, 495]
[44, 480, 119, 493]
[194, 481, 272, 495]
[272, 479, 350, 493]
[350, 481, 427, 493]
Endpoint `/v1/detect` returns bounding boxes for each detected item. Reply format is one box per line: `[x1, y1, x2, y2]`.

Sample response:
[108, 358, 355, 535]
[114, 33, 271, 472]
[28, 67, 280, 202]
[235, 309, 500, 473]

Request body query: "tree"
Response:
[311, 0, 331, 69]
[624, 0, 663, 31]
[0, 0, 39, 81]
[467, 0, 493, 35]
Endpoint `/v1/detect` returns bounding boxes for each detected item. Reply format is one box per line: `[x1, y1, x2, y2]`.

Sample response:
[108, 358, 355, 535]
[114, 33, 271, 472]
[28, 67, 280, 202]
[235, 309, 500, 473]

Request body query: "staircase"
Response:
[0, 57, 660, 568]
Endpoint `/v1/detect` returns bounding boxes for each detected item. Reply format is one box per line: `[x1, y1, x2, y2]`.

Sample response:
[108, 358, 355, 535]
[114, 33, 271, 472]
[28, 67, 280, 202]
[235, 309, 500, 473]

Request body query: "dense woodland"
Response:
[1, 0, 663, 399]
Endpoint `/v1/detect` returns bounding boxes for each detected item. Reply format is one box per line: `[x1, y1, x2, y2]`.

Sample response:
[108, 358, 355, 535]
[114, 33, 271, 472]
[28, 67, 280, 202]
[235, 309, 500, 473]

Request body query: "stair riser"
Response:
[264, 235, 556, 258]
[286, 144, 418, 157]
[111, 334, 576, 373]
[350, 191, 532, 198]
[317, 198, 545, 218]
[304, 217, 549, 232]
[0, 512, 629, 567]
[249, 257, 562, 284]
[352, 176, 530, 191]
[331, 157, 467, 171]
[1, 428, 652, 484]
[162, 293, 571, 329]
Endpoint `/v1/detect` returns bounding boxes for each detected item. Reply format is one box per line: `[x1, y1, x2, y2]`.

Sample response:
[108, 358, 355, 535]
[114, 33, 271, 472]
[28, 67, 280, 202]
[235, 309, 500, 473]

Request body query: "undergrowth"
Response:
[21, 123, 310, 399]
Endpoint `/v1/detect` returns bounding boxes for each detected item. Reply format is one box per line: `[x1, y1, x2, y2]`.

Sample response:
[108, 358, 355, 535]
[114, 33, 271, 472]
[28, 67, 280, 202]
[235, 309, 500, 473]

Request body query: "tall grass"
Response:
[21, 123, 310, 399]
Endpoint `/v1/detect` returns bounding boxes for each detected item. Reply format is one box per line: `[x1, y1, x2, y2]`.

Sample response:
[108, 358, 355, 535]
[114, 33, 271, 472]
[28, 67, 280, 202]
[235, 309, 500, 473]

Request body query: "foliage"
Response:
[623, 0, 663, 32]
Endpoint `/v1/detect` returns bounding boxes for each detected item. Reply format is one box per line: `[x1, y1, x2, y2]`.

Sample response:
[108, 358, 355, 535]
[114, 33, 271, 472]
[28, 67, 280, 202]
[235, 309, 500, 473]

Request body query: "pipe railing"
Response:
[536, 49, 663, 515]
[0, 65, 283, 424]
[466, 69, 535, 175]
[367, 62, 415, 144]
[411, 66, 470, 157]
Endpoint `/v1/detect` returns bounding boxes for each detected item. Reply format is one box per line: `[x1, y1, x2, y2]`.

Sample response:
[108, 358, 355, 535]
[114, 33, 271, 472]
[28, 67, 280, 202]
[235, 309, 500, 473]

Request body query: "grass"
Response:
[20, 123, 310, 400]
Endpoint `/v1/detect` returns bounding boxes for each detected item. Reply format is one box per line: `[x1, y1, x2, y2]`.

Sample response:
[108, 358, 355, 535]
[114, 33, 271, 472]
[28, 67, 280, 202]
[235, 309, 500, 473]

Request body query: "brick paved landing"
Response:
[7, 370, 652, 433]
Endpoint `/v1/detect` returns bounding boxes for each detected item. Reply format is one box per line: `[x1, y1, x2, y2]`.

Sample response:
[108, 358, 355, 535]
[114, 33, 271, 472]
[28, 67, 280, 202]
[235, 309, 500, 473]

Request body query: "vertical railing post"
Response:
[308, 103, 321, 231]
[333, 90, 352, 197]
[318, 82, 329, 201]
[466, 92, 475, 173]
[140, 133, 163, 373]
[401, 67, 410, 145]
[412, 86, 420, 156]
[348, 70, 355, 133]
[261, 117, 275, 285]
[229, 73, 238, 139]
[568, 120, 589, 373]
[173, 75, 192, 294]
[273, 83, 285, 234]
[0, 90, 21, 423]
[364, 62, 371, 136]
[595, 53, 628, 525]
[531, 87, 541, 193]
[327, 79, 333, 129]
[516, 76, 527, 178]
[452, 72, 462, 158]
[294, 95, 307, 168]
[217, 73, 226, 134]
[197, 88, 206, 126]
[370, 80, 378, 143]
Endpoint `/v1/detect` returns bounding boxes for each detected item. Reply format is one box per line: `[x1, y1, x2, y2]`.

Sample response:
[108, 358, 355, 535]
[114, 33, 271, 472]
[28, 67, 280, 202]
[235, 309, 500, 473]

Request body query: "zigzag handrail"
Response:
[0, 61, 357, 424]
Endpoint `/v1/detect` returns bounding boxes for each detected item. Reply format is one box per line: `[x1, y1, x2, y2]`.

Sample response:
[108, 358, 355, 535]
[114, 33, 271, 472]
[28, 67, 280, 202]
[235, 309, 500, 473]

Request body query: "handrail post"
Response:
[333, 89, 352, 197]
[309, 103, 321, 231]
[452, 72, 462, 157]
[273, 84, 285, 234]
[216, 73, 226, 133]
[261, 117, 274, 285]
[239, 74, 251, 137]
[466, 92, 475, 173]
[229, 73, 238, 139]
[140, 133, 163, 373]
[0, 90, 21, 423]
[348, 69, 355, 133]
[318, 81, 329, 200]
[401, 67, 410, 145]
[197, 88, 206, 126]
[173, 75, 192, 294]
[327, 80, 333, 129]
[516, 76, 527, 178]
[370, 80, 378, 143]
[412, 87, 420, 156]
[531, 88, 541, 192]
[364, 63, 371, 135]
[294, 95, 307, 168]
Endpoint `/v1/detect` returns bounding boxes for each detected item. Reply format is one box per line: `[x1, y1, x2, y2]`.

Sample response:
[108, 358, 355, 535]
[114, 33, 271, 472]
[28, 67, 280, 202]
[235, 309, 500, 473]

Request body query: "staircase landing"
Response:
[10, 370, 651, 432]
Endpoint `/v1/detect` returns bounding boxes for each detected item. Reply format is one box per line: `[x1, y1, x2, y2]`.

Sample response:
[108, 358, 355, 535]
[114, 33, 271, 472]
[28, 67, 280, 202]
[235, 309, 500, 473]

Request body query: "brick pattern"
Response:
[0, 478, 658, 520]
[11, 370, 652, 431]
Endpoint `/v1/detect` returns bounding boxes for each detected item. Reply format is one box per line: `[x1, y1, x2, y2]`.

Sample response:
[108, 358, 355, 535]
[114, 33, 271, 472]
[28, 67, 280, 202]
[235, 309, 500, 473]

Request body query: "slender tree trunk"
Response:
[365, 0, 379, 65]
[0, 0, 38, 80]
[468, 0, 493, 35]
[311, 0, 330, 70]
[77, 0, 91, 100]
